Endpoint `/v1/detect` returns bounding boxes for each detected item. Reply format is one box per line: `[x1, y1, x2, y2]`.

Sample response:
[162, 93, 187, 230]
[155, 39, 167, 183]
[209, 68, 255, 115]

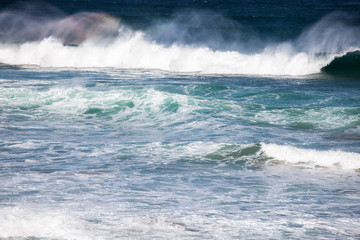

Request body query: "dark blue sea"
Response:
[1, 0, 360, 239]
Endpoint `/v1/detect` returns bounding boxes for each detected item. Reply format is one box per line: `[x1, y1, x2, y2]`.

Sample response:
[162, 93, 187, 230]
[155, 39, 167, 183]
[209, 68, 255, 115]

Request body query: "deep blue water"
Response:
[0, 1, 360, 239]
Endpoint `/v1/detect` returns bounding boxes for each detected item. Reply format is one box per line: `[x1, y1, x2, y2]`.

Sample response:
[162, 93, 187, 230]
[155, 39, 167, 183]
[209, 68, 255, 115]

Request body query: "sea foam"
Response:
[0, 207, 89, 239]
[0, 10, 359, 75]
[262, 143, 360, 170]
[0, 35, 329, 75]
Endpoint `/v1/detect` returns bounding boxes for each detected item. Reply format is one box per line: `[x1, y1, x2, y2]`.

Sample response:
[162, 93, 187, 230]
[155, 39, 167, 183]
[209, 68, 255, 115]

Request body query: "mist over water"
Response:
[0, 2, 120, 45]
[295, 12, 360, 54]
[145, 10, 262, 53]
[0, 2, 359, 75]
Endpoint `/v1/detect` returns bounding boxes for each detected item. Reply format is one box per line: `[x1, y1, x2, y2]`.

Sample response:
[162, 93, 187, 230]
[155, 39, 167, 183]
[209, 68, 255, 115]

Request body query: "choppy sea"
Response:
[1, 1, 360, 239]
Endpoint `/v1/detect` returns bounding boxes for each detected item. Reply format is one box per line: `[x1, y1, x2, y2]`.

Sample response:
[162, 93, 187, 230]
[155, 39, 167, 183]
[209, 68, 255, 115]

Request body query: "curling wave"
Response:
[321, 50, 360, 78]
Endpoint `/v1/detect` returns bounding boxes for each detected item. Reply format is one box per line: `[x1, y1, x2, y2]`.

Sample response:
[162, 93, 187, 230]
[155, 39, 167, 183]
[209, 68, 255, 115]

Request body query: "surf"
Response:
[0, 4, 359, 76]
[261, 143, 360, 171]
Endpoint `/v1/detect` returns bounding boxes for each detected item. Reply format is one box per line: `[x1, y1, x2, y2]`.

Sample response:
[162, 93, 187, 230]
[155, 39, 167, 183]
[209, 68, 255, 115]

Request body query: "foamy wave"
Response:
[0, 6, 359, 75]
[0, 87, 196, 119]
[0, 35, 330, 75]
[0, 207, 89, 239]
[262, 143, 360, 170]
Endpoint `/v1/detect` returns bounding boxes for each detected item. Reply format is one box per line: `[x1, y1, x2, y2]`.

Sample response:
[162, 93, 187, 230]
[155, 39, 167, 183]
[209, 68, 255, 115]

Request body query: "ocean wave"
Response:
[0, 6, 359, 76]
[180, 142, 360, 171]
[261, 143, 360, 170]
[1, 86, 358, 130]
[321, 50, 360, 78]
[0, 36, 325, 75]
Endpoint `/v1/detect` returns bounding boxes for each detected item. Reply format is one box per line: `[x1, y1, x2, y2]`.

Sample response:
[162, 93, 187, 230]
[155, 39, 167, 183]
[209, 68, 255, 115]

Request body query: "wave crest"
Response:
[0, 4, 359, 76]
[262, 143, 360, 170]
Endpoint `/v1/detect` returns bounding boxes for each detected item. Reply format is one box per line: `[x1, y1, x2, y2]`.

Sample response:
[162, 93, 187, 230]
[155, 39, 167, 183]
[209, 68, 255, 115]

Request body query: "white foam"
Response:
[0, 30, 332, 76]
[262, 143, 360, 170]
[7, 140, 41, 149]
[0, 207, 90, 239]
[100, 212, 360, 239]
[0, 86, 210, 133]
[0, 10, 359, 75]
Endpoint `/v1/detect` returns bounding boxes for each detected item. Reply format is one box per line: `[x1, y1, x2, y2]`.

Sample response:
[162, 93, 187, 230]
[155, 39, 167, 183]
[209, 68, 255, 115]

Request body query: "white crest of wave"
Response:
[1, 11, 359, 75]
[262, 143, 360, 170]
[0, 30, 329, 75]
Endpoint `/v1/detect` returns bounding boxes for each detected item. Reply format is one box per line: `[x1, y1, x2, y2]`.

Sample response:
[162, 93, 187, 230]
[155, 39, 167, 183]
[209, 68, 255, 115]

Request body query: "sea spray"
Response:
[0, 1, 120, 45]
[0, 4, 359, 75]
[295, 12, 360, 55]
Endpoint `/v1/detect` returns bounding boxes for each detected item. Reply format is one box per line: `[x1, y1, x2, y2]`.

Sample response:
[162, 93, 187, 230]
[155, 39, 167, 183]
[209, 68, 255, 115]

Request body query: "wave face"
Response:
[0, 4, 359, 75]
[321, 51, 360, 78]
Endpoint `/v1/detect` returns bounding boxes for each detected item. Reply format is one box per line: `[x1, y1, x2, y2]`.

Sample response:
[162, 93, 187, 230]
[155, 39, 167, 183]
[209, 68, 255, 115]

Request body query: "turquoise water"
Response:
[1, 1, 360, 239]
[1, 68, 360, 239]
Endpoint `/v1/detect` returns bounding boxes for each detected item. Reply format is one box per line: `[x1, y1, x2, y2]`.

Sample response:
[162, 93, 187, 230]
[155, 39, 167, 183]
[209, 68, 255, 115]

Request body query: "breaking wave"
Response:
[0, 4, 359, 76]
[262, 143, 360, 170]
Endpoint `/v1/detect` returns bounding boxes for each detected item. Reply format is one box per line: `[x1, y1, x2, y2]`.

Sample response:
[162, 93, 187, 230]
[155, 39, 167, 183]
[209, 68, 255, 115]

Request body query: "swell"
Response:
[0, 5, 359, 75]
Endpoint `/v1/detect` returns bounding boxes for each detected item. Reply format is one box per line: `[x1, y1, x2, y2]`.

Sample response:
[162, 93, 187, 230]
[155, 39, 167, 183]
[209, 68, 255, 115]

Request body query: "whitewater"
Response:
[0, 10, 359, 75]
[1, 1, 360, 239]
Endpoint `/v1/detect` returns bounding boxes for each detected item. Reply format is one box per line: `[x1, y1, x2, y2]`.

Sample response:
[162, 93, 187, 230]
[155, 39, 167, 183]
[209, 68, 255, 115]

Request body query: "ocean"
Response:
[0, 0, 360, 239]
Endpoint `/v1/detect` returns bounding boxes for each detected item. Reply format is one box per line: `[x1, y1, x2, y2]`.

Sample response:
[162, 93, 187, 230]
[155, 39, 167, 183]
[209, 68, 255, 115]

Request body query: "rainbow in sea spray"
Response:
[0, 3, 359, 76]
